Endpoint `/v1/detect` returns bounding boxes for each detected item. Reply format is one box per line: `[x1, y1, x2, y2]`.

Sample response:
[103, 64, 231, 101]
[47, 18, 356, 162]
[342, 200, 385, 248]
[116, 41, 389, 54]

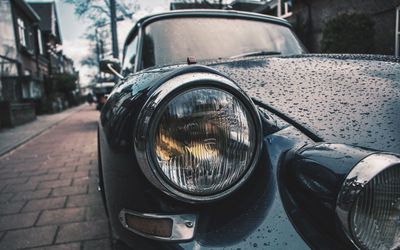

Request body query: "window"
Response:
[17, 18, 26, 46]
[17, 17, 34, 52]
[396, 6, 400, 57]
[122, 35, 138, 75]
[141, 17, 305, 69]
[37, 28, 43, 54]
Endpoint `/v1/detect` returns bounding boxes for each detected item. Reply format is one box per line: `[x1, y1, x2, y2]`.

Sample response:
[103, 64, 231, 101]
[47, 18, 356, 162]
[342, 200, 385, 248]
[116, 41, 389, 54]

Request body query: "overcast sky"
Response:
[30, 0, 170, 86]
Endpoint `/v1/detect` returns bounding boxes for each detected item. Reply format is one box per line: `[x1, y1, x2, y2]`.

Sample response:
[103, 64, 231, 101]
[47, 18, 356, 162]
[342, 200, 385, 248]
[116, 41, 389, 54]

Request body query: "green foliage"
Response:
[54, 73, 78, 93]
[321, 13, 375, 54]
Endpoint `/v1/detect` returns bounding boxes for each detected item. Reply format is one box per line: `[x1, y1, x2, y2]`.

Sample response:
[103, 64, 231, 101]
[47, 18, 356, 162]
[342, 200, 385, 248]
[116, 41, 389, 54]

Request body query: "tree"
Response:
[62, 0, 139, 76]
[54, 73, 78, 93]
[321, 13, 375, 54]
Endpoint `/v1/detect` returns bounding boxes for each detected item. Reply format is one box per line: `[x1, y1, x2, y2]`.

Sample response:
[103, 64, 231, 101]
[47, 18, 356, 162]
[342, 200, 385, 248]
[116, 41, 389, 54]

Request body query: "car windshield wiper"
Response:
[230, 50, 282, 59]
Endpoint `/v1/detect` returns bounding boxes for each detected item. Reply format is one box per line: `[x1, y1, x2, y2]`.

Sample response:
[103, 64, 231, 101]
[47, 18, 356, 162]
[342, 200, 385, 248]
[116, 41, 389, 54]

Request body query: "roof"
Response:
[170, 0, 270, 12]
[28, 1, 62, 43]
[125, 9, 289, 47]
[12, 0, 40, 22]
[137, 9, 288, 26]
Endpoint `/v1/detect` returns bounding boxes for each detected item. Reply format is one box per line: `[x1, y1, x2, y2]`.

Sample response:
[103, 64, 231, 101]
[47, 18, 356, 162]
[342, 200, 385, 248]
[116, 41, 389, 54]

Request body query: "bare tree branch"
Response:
[91, 5, 110, 16]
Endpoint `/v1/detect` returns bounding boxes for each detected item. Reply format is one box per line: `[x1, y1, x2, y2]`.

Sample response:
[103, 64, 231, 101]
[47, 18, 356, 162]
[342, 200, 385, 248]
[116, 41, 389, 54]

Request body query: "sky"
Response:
[31, 0, 171, 86]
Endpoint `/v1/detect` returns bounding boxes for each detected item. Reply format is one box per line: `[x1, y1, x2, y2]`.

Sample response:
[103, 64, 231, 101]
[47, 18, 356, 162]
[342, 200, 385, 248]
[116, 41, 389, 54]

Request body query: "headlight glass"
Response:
[350, 165, 400, 250]
[152, 88, 256, 195]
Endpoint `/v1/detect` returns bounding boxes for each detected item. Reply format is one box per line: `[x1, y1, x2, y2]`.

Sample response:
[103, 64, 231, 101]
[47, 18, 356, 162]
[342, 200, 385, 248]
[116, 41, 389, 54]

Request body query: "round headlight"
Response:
[153, 88, 255, 195]
[336, 154, 400, 250]
[135, 72, 262, 202]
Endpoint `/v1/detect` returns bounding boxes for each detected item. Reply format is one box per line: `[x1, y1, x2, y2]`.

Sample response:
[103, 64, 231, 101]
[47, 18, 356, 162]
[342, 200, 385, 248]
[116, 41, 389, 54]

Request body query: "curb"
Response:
[0, 104, 88, 158]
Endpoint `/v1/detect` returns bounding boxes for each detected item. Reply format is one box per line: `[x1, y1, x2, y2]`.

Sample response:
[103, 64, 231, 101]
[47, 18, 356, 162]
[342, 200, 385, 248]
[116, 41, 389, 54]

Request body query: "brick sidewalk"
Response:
[0, 104, 86, 157]
[0, 106, 111, 250]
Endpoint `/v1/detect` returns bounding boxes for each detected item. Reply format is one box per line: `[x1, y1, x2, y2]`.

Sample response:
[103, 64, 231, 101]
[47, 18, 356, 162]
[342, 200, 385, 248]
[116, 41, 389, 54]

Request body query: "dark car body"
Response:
[98, 10, 400, 250]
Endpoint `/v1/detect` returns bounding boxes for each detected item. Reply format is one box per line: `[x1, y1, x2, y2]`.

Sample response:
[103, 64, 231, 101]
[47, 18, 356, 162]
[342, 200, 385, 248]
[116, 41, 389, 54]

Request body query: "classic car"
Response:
[97, 9, 400, 250]
[92, 81, 115, 110]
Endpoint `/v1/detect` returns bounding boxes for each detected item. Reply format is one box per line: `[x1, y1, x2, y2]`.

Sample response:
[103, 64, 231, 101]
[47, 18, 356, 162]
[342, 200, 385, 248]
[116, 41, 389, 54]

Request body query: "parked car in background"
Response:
[92, 82, 115, 110]
[97, 10, 400, 250]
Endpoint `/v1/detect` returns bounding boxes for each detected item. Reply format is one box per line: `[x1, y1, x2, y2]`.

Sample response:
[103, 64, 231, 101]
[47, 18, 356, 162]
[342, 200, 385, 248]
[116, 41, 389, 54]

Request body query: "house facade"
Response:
[0, 0, 79, 127]
[0, 0, 42, 127]
[13, 0, 44, 102]
[0, 0, 19, 103]
[259, 0, 400, 55]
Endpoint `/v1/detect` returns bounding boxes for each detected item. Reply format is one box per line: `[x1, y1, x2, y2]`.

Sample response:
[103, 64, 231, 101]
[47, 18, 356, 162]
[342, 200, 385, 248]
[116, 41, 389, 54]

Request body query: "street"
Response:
[0, 106, 111, 250]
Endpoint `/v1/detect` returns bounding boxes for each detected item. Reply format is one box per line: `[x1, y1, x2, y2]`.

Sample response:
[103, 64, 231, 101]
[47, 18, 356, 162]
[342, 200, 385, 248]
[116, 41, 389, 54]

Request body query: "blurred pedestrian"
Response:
[87, 92, 94, 106]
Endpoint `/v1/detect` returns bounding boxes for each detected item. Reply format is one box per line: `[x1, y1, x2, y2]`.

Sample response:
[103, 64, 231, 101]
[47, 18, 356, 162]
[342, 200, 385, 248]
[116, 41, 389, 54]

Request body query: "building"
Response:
[0, 0, 80, 127]
[259, 0, 400, 55]
[29, 1, 80, 113]
[0, 0, 43, 127]
[28, 1, 61, 98]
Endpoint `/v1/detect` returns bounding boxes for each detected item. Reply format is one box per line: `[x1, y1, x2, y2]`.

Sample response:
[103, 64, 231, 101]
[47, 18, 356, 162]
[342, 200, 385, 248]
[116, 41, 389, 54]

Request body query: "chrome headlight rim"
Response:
[134, 72, 263, 203]
[336, 153, 400, 249]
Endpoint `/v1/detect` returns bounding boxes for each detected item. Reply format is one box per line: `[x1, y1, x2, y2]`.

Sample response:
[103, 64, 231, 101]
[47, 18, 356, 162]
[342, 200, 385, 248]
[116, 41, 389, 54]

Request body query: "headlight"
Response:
[135, 71, 262, 202]
[336, 153, 400, 250]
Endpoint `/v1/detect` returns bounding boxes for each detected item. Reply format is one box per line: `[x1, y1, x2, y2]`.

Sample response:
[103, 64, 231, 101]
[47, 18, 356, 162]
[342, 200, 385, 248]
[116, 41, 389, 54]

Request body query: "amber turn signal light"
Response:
[119, 209, 197, 241]
[126, 213, 173, 238]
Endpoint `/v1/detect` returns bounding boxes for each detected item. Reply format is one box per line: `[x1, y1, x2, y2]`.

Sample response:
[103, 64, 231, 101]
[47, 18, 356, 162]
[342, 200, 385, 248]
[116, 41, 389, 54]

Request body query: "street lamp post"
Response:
[110, 0, 119, 59]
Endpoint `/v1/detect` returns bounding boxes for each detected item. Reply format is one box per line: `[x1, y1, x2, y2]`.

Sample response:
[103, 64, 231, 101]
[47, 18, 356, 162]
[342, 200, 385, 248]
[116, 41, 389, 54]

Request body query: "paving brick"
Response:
[0, 225, 57, 249]
[19, 169, 48, 177]
[0, 212, 39, 231]
[30, 173, 60, 183]
[0, 201, 25, 215]
[51, 185, 87, 197]
[0, 107, 109, 248]
[66, 193, 102, 208]
[89, 169, 98, 176]
[85, 205, 107, 221]
[60, 171, 89, 179]
[31, 242, 81, 250]
[0, 177, 28, 185]
[0, 171, 19, 180]
[0, 194, 13, 204]
[38, 179, 72, 189]
[72, 177, 91, 186]
[37, 207, 85, 226]
[76, 165, 93, 171]
[11, 189, 51, 201]
[83, 238, 112, 250]
[22, 197, 66, 212]
[48, 167, 77, 174]
[56, 220, 109, 243]
[3, 181, 38, 193]
[88, 183, 99, 194]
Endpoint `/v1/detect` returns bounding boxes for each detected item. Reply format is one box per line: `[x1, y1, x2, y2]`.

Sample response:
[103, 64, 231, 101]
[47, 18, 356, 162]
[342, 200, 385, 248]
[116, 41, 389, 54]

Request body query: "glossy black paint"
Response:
[99, 65, 312, 248]
[99, 9, 400, 248]
[209, 54, 400, 153]
[280, 143, 374, 249]
[99, 52, 400, 249]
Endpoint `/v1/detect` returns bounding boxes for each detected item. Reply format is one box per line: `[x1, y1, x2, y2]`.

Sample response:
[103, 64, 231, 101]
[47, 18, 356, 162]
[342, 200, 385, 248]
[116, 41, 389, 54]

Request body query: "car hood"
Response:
[206, 54, 400, 153]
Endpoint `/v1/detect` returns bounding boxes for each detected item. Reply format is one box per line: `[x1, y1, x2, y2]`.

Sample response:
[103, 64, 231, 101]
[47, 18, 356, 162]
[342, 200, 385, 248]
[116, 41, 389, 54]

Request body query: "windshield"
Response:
[139, 17, 305, 69]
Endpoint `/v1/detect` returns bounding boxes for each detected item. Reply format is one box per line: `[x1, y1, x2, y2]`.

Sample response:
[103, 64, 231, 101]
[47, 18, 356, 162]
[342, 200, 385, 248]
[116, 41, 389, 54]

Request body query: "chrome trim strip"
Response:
[134, 72, 263, 203]
[133, 23, 142, 73]
[336, 153, 400, 247]
[119, 209, 197, 241]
